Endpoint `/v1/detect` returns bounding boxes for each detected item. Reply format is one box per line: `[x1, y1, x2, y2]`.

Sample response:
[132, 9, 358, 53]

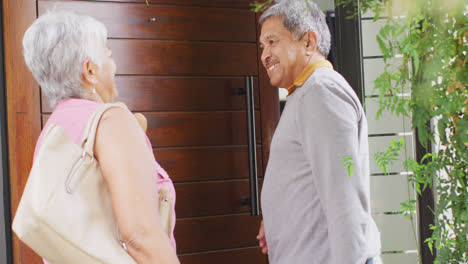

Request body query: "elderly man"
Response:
[256, 1, 382, 263]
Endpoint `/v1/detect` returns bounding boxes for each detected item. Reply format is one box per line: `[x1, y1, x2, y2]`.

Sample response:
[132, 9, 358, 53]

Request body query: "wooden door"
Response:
[4, 0, 280, 263]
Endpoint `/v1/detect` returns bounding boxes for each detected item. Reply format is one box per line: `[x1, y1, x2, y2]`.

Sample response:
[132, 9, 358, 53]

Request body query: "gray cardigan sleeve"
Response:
[297, 79, 370, 264]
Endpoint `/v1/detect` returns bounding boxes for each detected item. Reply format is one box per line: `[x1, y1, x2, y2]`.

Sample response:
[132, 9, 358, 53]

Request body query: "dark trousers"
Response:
[366, 258, 374, 264]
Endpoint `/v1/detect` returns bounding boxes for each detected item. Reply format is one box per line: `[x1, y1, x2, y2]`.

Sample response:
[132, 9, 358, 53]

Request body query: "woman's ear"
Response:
[304, 30, 318, 55]
[82, 59, 99, 86]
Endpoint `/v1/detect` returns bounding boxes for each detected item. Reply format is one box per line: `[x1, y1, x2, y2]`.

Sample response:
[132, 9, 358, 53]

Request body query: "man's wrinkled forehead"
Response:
[260, 33, 278, 43]
[260, 17, 285, 38]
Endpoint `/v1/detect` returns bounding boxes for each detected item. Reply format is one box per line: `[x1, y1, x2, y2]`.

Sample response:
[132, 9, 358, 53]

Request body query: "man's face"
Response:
[259, 16, 307, 88]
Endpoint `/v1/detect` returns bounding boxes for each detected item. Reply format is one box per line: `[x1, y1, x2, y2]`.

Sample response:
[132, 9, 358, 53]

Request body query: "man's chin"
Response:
[269, 78, 282, 87]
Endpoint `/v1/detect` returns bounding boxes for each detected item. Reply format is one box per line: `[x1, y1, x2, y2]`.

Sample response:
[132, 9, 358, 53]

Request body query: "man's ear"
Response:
[304, 30, 318, 55]
[82, 59, 98, 86]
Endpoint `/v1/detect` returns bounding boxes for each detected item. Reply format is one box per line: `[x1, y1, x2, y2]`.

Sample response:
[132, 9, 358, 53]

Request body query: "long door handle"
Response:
[245, 76, 259, 216]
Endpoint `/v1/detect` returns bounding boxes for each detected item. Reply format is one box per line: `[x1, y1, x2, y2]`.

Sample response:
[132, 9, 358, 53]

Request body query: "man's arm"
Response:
[297, 80, 369, 264]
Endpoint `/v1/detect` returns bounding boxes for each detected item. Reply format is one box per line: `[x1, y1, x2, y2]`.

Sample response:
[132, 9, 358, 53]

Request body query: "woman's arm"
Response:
[94, 107, 179, 264]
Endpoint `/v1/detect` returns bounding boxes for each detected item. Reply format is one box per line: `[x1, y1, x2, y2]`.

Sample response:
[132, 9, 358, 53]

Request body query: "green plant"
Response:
[250, 0, 274, 12]
[342, 0, 468, 263]
[252, 0, 467, 262]
[342, 155, 356, 178]
[374, 138, 405, 175]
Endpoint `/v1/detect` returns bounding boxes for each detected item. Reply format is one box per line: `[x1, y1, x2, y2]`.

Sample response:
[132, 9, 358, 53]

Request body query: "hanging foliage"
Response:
[349, 1, 467, 263]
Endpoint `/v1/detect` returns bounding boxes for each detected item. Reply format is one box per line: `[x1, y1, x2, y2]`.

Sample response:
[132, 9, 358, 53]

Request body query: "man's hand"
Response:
[256, 220, 268, 254]
[133, 113, 147, 133]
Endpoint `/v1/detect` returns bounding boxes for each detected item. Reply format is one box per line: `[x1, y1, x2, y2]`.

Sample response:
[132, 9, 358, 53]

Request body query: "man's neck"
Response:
[305, 53, 326, 68]
[286, 55, 331, 95]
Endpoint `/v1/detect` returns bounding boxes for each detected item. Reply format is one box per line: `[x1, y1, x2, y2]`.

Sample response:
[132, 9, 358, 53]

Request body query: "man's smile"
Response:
[267, 61, 279, 72]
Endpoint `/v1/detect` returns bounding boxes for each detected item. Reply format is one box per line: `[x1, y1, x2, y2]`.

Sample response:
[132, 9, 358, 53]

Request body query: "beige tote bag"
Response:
[12, 103, 172, 263]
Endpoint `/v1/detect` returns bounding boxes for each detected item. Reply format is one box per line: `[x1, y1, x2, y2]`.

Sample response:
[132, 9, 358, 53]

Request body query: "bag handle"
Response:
[80, 102, 128, 157]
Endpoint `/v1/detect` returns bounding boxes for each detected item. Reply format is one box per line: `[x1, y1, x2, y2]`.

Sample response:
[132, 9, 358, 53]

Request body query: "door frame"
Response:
[334, 0, 364, 103]
[0, 1, 13, 262]
[3, 0, 41, 263]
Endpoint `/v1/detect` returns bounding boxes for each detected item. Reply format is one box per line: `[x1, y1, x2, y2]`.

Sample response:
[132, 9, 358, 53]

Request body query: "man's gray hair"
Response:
[23, 10, 108, 108]
[259, 0, 331, 58]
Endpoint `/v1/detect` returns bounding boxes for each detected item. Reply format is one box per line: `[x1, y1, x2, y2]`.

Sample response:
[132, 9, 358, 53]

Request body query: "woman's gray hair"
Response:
[259, 0, 331, 58]
[23, 10, 108, 108]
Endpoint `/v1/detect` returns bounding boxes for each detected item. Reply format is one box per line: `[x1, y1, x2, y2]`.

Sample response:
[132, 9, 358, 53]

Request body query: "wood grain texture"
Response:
[39, 1, 256, 42]
[40, 0, 253, 9]
[114, 76, 261, 111]
[174, 179, 263, 218]
[108, 39, 258, 76]
[178, 247, 267, 264]
[42, 76, 260, 113]
[174, 214, 263, 254]
[154, 146, 263, 182]
[145, 112, 262, 147]
[42, 111, 261, 147]
[3, 0, 42, 263]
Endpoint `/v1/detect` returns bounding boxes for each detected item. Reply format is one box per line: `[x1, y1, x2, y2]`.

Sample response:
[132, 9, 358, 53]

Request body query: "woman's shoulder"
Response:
[46, 99, 103, 143]
[34, 99, 102, 159]
[55, 98, 101, 113]
[97, 106, 138, 134]
[51, 98, 100, 120]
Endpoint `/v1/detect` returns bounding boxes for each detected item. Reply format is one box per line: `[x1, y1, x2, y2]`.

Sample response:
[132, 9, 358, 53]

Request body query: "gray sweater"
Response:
[261, 67, 381, 264]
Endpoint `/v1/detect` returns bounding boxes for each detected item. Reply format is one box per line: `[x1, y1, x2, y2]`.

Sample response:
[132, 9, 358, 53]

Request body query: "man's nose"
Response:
[261, 47, 270, 68]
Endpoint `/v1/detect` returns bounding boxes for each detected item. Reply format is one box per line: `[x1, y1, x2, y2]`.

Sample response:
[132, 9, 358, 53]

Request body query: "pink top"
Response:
[35, 99, 177, 263]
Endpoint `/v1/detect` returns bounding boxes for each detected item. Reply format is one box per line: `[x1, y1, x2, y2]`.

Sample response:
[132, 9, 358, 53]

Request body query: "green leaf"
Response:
[376, 35, 389, 55]
[342, 155, 355, 179]
[250, 0, 273, 12]
[380, 25, 391, 40]
[373, 138, 406, 175]
[411, 50, 420, 76]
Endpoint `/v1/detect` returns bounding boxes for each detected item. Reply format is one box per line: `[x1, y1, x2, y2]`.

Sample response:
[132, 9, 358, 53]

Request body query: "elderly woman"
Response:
[22, 10, 179, 264]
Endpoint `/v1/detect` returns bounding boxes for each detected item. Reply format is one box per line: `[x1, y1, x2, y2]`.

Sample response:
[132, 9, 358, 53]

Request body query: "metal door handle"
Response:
[240, 197, 251, 206]
[245, 76, 259, 216]
[236, 87, 246, 95]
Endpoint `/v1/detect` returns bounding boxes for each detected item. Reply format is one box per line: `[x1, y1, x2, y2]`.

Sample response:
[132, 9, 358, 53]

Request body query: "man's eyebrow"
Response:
[260, 34, 277, 43]
[264, 34, 276, 40]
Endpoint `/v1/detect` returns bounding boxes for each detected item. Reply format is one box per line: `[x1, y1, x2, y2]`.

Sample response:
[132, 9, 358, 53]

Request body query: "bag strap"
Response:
[81, 102, 128, 157]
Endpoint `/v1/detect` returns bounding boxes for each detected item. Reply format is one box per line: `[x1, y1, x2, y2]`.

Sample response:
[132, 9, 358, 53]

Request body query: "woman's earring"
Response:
[92, 88, 96, 94]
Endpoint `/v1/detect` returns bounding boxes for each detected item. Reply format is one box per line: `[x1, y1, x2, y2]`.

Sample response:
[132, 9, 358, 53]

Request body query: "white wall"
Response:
[361, 13, 420, 263]
[315, 0, 335, 12]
